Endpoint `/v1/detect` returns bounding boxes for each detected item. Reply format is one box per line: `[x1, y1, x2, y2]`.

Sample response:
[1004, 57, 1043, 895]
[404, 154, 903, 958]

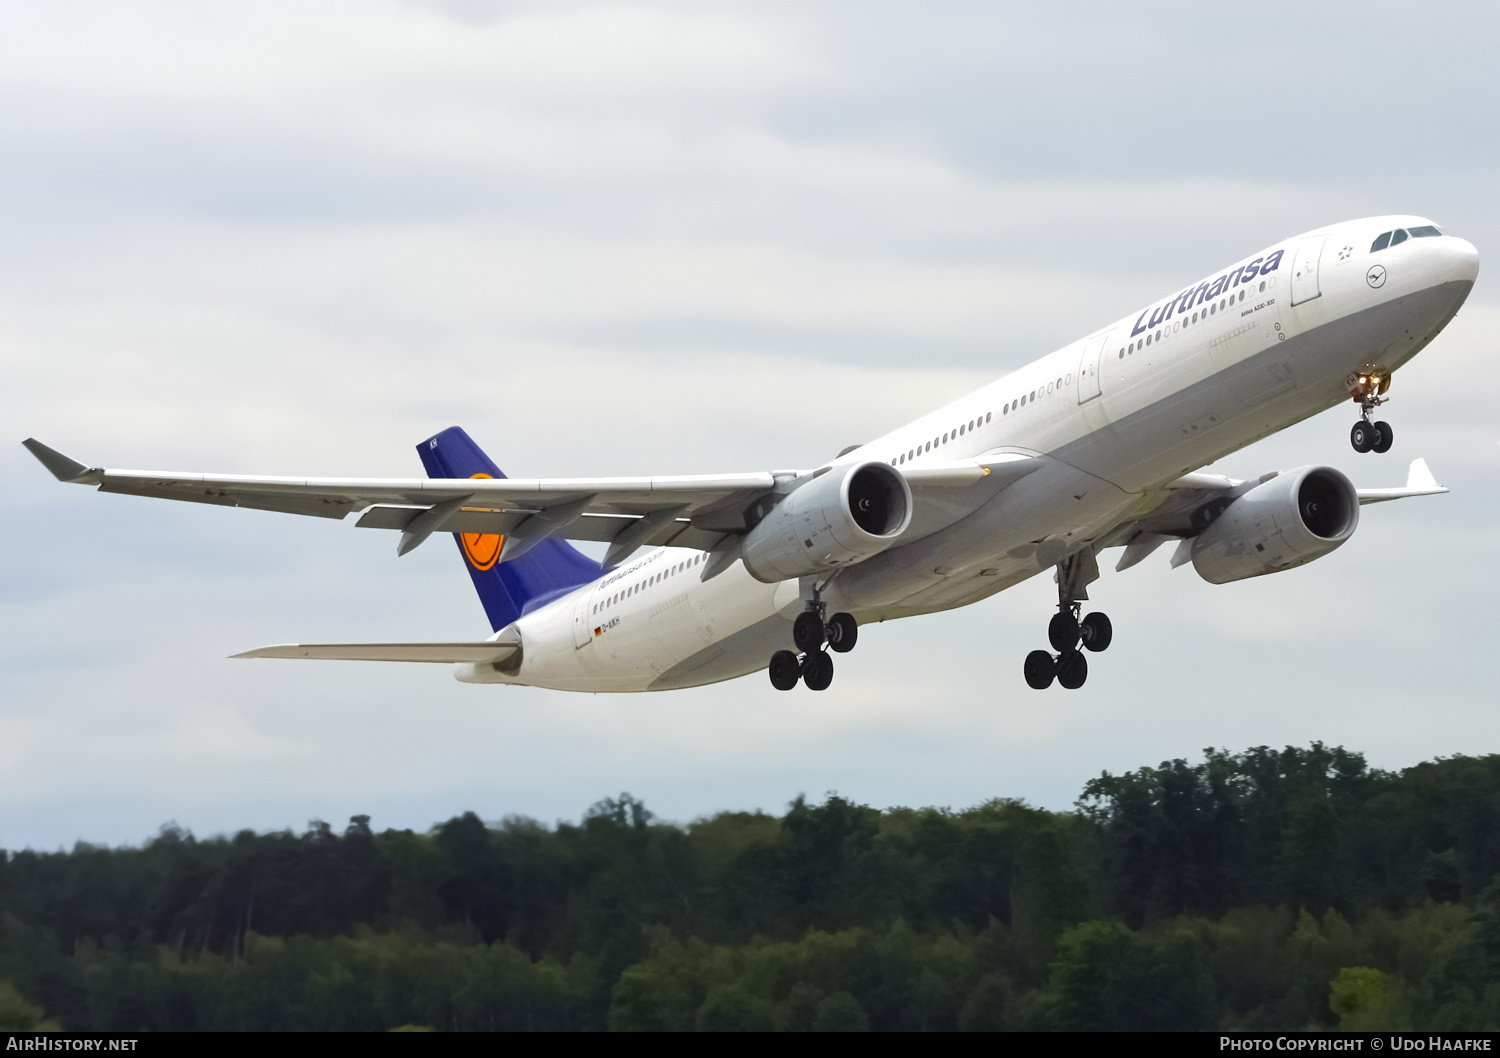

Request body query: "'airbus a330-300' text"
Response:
[25, 216, 1477, 692]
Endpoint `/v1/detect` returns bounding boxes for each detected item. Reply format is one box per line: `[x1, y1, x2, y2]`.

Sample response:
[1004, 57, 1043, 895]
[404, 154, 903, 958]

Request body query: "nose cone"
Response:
[1444, 236, 1481, 285]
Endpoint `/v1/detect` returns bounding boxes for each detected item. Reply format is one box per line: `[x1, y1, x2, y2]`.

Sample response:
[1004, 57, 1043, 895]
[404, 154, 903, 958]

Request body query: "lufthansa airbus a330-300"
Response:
[25, 216, 1478, 692]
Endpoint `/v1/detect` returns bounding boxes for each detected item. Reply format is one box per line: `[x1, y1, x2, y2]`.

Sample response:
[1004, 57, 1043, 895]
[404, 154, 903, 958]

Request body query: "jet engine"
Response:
[1190, 466, 1359, 584]
[741, 461, 912, 583]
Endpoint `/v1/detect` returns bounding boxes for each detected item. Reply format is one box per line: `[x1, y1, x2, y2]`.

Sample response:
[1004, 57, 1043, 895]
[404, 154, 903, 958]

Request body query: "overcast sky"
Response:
[3, 0, 1497, 850]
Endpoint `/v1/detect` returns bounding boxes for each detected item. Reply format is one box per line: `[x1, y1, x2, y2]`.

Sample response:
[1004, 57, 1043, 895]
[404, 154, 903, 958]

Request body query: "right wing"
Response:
[1353, 457, 1448, 504]
[1101, 457, 1448, 572]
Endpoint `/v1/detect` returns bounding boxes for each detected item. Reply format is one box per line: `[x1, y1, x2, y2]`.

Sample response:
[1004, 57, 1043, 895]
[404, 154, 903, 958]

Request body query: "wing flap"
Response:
[233, 642, 520, 664]
[97, 479, 363, 519]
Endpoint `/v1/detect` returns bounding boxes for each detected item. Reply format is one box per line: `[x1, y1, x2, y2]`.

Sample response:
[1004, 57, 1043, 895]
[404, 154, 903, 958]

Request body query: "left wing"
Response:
[24, 438, 1035, 567]
[24, 436, 783, 562]
[1101, 458, 1449, 572]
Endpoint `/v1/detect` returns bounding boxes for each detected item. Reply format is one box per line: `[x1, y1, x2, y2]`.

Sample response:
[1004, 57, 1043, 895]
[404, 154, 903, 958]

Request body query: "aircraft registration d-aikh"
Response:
[26, 216, 1478, 692]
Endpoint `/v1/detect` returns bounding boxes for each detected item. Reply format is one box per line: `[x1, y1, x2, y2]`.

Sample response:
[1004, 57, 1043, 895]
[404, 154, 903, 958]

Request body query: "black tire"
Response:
[1048, 612, 1079, 652]
[1372, 421, 1394, 454]
[826, 612, 858, 653]
[1080, 612, 1113, 652]
[1024, 650, 1056, 690]
[792, 611, 824, 653]
[802, 650, 834, 691]
[768, 650, 801, 691]
[1057, 650, 1088, 690]
[1351, 421, 1374, 453]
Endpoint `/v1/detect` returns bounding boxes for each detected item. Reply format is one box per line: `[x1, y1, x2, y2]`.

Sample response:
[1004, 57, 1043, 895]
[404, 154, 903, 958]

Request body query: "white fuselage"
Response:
[459, 216, 1479, 692]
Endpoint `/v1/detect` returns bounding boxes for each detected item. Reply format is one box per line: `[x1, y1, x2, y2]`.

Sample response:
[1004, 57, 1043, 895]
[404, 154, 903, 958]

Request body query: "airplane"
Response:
[24, 215, 1477, 693]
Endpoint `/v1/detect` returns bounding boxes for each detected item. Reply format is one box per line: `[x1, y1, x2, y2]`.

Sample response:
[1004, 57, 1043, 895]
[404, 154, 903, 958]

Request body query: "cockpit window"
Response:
[1371, 226, 1446, 253]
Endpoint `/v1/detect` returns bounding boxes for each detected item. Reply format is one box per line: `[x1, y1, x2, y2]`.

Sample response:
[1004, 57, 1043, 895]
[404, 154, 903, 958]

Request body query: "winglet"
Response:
[1355, 457, 1448, 505]
[22, 439, 103, 484]
[1406, 457, 1440, 492]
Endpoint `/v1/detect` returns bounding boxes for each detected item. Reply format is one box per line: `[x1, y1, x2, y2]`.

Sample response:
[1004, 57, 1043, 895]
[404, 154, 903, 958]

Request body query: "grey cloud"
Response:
[2, 2, 1497, 849]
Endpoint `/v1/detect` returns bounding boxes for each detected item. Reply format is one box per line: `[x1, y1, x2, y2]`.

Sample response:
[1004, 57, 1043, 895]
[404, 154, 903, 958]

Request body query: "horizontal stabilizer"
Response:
[232, 642, 520, 664]
[1356, 458, 1448, 505]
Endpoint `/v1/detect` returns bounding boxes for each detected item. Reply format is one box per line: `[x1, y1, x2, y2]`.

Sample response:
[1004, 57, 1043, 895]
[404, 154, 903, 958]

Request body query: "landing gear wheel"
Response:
[792, 611, 824, 653]
[1350, 420, 1375, 453]
[802, 650, 834, 691]
[1048, 612, 1080, 652]
[826, 612, 858, 653]
[1372, 421, 1394, 454]
[1057, 650, 1088, 690]
[1079, 612, 1112, 652]
[768, 650, 801, 691]
[1024, 650, 1056, 690]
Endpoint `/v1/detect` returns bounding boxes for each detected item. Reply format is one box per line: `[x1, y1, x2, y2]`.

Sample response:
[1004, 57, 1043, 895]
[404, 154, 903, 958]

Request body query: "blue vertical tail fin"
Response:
[418, 427, 602, 632]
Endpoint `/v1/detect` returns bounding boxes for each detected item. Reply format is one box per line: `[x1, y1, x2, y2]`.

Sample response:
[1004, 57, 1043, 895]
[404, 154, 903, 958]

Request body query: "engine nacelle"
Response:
[1191, 466, 1359, 585]
[741, 461, 912, 583]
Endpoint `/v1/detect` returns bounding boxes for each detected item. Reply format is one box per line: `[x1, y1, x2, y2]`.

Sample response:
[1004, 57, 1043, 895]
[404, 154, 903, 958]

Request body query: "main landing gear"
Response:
[1349, 372, 1394, 454]
[768, 598, 857, 692]
[1025, 551, 1112, 691]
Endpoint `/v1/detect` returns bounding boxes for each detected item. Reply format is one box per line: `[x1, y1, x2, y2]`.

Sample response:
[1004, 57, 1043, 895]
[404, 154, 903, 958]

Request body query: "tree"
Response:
[0, 980, 59, 1031]
[1330, 967, 1410, 1031]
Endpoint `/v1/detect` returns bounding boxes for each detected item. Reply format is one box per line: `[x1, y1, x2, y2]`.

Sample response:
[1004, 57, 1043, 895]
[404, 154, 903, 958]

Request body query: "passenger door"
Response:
[1076, 331, 1111, 403]
[573, 582, 598, 648]
[1290, 235, 1327, 306]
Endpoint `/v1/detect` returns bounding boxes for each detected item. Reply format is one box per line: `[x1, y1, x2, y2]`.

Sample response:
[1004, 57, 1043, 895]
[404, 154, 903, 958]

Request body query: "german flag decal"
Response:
[459, 473, 503, 571]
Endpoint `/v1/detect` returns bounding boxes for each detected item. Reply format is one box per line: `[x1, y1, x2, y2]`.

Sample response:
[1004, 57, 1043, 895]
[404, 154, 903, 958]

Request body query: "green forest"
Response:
[3, 743, 1500, 1032]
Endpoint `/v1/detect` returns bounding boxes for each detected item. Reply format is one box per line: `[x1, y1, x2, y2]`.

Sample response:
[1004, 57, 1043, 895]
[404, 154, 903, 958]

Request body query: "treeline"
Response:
[2, 744, 1500, 1030]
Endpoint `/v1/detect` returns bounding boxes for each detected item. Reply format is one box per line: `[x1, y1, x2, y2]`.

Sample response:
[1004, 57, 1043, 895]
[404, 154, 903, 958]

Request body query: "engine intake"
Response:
[741, 461, 912, 583]
[1191, 466, 1359, 585]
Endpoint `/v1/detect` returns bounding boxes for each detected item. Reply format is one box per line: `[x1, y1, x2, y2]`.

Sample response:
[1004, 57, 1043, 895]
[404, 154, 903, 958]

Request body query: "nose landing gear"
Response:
[1349, 373, 1394, 454]
[1025, 551, 1112, 691]
[768, 593, 858, 691]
